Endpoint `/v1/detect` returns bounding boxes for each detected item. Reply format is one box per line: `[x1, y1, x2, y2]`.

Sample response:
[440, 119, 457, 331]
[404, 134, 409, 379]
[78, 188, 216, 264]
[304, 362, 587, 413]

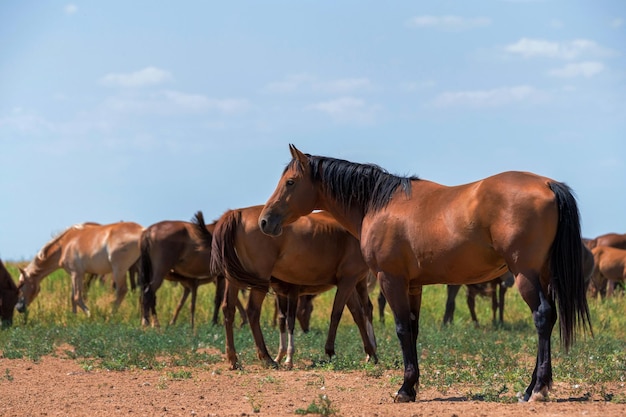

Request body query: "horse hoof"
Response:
[393, 391, 416, 403]
[528, 388, 549, 402]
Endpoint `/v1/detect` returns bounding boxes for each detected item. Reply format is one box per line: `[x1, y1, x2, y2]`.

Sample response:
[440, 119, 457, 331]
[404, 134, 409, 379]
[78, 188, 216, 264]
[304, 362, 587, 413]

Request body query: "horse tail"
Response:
[210, 209, 269, 292]
[548, 181, 593, 350]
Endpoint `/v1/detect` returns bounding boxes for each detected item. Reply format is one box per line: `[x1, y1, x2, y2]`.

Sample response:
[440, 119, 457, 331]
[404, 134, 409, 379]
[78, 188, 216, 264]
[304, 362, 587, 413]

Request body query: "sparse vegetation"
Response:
[0, 261, 624, 403]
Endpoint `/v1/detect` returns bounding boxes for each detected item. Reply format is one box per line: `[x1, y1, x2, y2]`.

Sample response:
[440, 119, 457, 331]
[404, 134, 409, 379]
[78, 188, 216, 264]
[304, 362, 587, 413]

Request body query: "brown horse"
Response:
[585, 233, 625, 297]
[442, 272, 515, 326]
[272, 293, 315, 333]
[0, 258, 19, 328]
[16, 221, 144, 315]
[586, 232, 626, 250]
[204, 205, 377, 369]
[138, 216, 247, 329]
[258, 145, 591, 403]
[590, 246, 626, 299]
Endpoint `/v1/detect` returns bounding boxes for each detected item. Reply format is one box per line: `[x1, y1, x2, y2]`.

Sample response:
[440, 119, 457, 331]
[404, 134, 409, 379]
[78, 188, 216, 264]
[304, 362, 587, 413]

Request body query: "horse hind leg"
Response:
[517, 273, 556, 402]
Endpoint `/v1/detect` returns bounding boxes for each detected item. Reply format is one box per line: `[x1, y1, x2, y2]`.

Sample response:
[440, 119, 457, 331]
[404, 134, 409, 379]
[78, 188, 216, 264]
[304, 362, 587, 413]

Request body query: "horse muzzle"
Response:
[258, 214, 283, 237]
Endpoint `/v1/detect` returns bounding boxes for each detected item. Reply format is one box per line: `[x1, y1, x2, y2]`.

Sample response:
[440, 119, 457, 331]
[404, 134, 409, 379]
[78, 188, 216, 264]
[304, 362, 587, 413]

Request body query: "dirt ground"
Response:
[1, 351, 625, 417]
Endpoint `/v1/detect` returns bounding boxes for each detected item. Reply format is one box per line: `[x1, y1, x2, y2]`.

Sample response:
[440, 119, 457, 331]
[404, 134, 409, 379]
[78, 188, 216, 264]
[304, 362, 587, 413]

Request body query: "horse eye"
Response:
[286, 179, 295, 186]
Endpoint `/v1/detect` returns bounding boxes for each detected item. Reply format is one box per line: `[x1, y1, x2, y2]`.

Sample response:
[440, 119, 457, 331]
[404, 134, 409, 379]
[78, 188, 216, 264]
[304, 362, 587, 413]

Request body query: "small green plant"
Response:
[246, 394, 262, 413]
[295, 394, 338, 416]
[4, 368, 13, 381]
[166, 369, 192, 380]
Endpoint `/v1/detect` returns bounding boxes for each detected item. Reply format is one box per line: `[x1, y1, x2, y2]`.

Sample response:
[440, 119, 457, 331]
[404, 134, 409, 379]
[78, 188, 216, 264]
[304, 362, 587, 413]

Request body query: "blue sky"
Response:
[1, 1, 625, 261]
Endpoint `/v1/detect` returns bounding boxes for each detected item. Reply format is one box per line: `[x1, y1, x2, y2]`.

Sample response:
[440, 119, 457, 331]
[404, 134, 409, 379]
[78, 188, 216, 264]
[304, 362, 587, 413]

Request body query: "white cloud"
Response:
[313, 78, 373, 94]
[407, 15, 491, 30]
[432, 85, 543, 108]
[64, 4, 78, 15]
[100, 67, 173, 88]
[307, 97, 379, 123]
[611, 18, 623, 28]
[548, 61, 605, 78]
[104, 90, 250, 115]
[263, 74, 374, 94]
[504, 38, 608, 60]
[263, 74, 316, 93]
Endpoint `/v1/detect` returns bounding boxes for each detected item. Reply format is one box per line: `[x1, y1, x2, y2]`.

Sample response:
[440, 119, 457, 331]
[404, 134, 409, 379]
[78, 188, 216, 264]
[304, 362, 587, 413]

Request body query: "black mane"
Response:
[292, 154, 418, 214]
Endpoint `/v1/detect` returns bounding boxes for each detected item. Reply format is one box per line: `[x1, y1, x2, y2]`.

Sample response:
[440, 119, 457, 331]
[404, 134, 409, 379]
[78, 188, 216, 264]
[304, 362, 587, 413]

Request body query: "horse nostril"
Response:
[260, 219, 267, 229]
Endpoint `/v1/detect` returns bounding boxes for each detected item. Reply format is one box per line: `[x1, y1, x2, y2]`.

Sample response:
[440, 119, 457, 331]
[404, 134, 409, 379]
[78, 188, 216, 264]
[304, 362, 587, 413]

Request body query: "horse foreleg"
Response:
[323, 282, 355, 359]
[466, 286, 479, 327]
[236, 290, 248, 327]
[379, 273, 421, 403]
[274, 293, 289, 364]
[189, 281, 199, 330]
[498, 284, 507, 323]
[246, 288, 278, 368]
[345, 289, 378, 364]
[442, 285, 461, 325]
[518, 276, 556, 402]
[283, 290, 299, 369]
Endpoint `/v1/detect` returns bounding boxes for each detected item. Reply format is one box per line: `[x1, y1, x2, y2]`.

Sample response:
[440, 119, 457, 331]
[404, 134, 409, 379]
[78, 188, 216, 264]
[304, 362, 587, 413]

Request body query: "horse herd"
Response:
[1, 144, 625, 403]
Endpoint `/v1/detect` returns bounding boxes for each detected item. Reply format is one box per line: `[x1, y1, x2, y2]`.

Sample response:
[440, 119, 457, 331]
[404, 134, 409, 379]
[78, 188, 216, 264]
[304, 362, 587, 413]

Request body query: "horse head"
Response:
[259, 144, 318, 237]
[15, 268, 40, 314]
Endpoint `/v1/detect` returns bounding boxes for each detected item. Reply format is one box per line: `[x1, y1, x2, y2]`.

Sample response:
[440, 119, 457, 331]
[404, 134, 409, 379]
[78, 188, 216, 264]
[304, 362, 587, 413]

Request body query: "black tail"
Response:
[209, 209, 269, 291]
[548, 182, 593, 350]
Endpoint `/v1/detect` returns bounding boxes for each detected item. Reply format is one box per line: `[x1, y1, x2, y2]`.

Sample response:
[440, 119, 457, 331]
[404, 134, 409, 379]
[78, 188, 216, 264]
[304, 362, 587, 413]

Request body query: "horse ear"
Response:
[18, 267, 25, 277]
[289, 144, 308, 166]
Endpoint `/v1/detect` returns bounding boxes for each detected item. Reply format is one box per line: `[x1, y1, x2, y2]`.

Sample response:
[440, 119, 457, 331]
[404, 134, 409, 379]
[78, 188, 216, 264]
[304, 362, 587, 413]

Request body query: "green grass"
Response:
[1, 262, 625, 403]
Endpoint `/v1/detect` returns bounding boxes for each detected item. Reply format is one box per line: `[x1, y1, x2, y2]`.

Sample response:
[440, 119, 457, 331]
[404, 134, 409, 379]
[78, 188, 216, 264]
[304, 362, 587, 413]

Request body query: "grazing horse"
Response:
[590, 246, 626, 299]
[258, 145, 591, 403]
[442, 272, 515, 326]
[204, 205, 377, 369]
[138, 216, 247, 329]
[16, 221, 144, 316]
[0, 258, 19, 328]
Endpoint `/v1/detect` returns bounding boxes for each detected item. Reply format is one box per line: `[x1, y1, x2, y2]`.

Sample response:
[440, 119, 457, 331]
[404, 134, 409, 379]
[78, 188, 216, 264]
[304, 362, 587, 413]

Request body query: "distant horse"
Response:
[585, 232, 626, 250]
[0, 258, 18, 328]
[590, 246, 626, 299]
[442, 272, 515, 326]
[585, 233, 626, 297]
[204, 205, 377, 369]
[138, 216, 247, 329]
[258, 145, 591, 402]
[16, 221, 144, 315]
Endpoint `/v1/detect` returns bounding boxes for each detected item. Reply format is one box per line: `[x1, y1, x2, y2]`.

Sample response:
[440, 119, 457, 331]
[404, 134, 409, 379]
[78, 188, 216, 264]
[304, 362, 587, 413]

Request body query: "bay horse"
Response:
[590, 245, 626, 299]
[16, 221, 144, 316]
[442, 272, 515, 326]
[272, 293, 315, 333]
[0, 258, 19, 328]
[585, 233, 625, 297]
[203, 205, 377, 369]
[138, 216, 247, 329]
[585, 232, 626, 250]
[258, 144, 592, 402]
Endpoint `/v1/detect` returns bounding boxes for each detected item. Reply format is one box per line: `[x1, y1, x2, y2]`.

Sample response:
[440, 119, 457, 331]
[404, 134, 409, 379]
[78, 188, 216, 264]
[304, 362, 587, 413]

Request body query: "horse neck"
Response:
[26, 243, 63, 283]
[317, 194, 364, 239]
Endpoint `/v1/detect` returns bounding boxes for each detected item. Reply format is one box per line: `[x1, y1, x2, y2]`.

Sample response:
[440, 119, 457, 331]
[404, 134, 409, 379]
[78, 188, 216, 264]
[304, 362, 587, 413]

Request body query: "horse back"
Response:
[361, 171, 560, 285]
[143, 220, 212, 277]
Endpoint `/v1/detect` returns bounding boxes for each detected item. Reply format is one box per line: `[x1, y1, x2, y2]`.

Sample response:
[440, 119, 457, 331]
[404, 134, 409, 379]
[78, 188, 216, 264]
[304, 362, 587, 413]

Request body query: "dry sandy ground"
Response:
[1, 354, 625, 417]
